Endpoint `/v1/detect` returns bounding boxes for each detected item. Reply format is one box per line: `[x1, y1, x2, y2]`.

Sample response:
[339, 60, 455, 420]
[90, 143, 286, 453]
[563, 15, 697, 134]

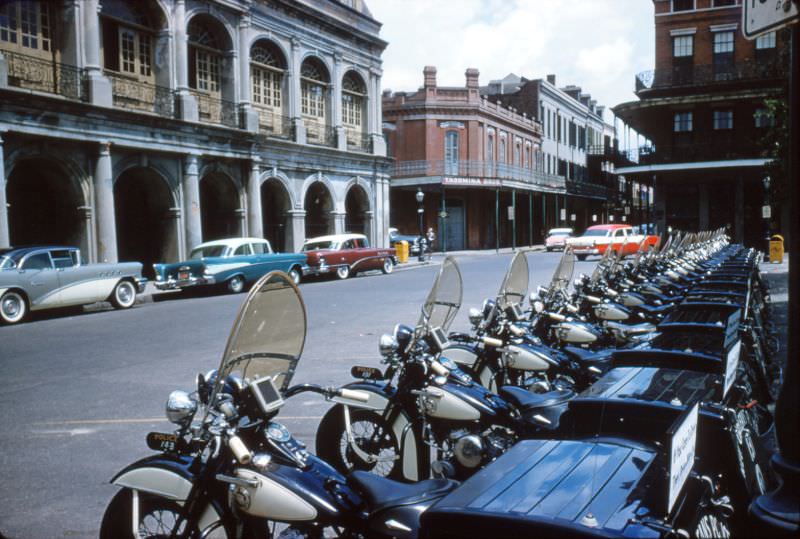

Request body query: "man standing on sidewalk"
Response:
[426, 228, 436, 261]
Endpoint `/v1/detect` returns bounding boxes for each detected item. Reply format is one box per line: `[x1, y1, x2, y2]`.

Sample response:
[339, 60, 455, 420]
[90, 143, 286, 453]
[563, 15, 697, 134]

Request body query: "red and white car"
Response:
[565, 224, 659, 261]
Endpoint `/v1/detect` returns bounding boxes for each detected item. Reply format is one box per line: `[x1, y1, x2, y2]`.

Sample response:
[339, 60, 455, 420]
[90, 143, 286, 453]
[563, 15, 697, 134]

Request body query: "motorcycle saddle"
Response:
[498, 386, 573, 412]
[347, 470, 457, 513]
[561, 346, 612, 366]
[636, 302, 673, 318]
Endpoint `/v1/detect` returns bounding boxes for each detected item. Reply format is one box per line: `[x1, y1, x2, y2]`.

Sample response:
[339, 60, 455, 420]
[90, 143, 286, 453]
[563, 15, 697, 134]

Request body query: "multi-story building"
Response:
[383, 67, 560, 251]
[484, 74, 645, 232]
[0, 0, 390, 275]
[613, 0, 787, 246]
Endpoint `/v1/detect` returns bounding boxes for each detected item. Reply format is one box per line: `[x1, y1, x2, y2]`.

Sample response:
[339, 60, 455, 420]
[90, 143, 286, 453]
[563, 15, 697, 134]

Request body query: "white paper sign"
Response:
[508, 206, 515, 220]
[668, 402, 699, 514]
[724, 340, 742, 398]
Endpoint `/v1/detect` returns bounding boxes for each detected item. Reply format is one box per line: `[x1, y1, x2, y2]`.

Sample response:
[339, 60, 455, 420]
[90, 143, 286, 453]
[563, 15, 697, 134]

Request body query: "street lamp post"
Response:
[416, 188, 425, 262]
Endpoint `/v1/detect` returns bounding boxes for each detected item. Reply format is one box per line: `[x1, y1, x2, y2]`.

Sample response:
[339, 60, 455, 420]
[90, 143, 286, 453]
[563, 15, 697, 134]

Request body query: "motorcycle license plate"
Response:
[351, 365, 383, 380]
[146, 432, 181, 453]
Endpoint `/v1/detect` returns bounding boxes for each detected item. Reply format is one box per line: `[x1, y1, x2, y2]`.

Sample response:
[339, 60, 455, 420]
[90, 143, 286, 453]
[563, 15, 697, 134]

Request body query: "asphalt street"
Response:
[0, 250, 592, 538]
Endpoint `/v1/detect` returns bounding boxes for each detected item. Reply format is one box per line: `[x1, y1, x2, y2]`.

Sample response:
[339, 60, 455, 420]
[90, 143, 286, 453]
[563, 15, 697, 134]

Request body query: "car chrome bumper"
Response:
[154, 275, 215, 290]
[572, 247, 600, 255]
[301, 263, 333, 276]
[134, 277, 148, 293]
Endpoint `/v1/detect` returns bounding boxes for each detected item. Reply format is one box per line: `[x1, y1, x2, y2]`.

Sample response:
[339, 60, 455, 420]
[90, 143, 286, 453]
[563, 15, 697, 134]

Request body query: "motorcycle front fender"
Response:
[331, 381, 422, 482]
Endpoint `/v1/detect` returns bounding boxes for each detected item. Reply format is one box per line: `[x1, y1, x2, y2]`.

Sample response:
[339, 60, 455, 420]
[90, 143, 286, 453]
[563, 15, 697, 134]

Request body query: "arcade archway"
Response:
[261, 179, 291, 252]
[200, 173, 240, 241]
[345, 184, 370, 238]
[114, 168, 176, 277]
[7, 159, 86, 250]
[304, 181, 334, 238]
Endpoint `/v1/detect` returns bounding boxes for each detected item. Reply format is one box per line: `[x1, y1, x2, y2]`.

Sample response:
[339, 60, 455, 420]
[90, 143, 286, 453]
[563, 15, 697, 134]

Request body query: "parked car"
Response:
[544, 227, 573, 251]
[388, 227, 421, 254]
[153, 237, 306, 293]
[0, 245, 146, 325]
[302, 233, 396, 279]
[565, 224, 660, 261]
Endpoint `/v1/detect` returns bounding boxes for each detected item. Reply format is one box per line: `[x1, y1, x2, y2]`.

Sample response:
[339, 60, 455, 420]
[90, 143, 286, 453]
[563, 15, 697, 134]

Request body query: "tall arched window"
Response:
[445, 131, 459, 175]
[301, 57, 328, 121]
[250, 40, 286, 134]
[101, 0, 154, 81]
[188, 19, 222, 94]
[342, 71, 366, 136]
[498, 136, 506, 163]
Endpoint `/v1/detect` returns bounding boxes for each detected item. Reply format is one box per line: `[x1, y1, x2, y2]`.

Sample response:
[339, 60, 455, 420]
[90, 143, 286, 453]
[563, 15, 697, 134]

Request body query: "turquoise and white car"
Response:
[153, 238, 306, 293]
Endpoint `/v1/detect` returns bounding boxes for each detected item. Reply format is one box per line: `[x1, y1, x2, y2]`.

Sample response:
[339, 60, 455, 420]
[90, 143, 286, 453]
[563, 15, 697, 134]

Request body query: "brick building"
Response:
[613, 0, 788, 246]
[0, 0, 391, 275]
[383, 67, 562, 251]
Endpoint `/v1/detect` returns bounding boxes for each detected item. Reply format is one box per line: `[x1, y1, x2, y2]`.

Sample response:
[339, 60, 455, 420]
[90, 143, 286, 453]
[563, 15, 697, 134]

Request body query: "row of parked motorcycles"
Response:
[100, 229, 781, 538]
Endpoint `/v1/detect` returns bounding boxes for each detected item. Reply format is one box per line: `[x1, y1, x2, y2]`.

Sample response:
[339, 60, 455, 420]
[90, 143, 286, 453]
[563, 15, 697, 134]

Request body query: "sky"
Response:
[368, 0, 656, 122]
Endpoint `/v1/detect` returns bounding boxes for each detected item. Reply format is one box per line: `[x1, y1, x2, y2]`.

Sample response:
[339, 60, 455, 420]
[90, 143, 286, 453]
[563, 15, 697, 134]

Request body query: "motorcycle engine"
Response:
[448, 427, 516, 469]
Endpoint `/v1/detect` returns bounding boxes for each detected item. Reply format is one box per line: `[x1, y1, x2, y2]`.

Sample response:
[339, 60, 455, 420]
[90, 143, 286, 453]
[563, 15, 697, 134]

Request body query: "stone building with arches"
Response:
[0, 0, 390, 275]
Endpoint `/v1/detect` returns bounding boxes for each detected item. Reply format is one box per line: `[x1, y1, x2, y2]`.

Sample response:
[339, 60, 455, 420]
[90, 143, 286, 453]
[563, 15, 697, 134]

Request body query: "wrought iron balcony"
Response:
[255, 107, 292, 139]
[345, 129, 371, 153]
[106, 71, 174, 116]
[392, 160, 566, 191]
[305, 119, 336, 147]
[565, 177, 610, 198]
[627, 139, 764, 166]
[2, 49, 83, 100]
[189, 90, 239, 128]
[635, 59, 786, 94]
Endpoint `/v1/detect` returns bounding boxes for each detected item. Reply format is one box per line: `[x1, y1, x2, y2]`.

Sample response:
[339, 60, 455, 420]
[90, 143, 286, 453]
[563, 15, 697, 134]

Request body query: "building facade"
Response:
[0, 0, 391, 276]
[613, 0, 787, 246]
[485, 74, 649, 233]
[383, 67, 560, 251]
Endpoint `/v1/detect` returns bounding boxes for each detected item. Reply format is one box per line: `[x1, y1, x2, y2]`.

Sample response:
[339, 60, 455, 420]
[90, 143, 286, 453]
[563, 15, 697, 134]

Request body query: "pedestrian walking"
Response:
[426, 227, 436, 260]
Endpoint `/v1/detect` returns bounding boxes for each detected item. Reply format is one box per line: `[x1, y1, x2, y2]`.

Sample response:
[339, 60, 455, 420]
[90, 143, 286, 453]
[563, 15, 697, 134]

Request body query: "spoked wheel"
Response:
[694, 510, 731, 539]
[101, 490, 197, 538]
[316, 405, 401, 479]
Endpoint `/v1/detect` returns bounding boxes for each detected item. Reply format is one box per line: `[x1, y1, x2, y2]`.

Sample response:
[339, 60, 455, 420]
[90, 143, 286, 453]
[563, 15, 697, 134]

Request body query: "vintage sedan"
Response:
[0, 246, 146, 325]
[153, 237, 307, 293]
[388, 227, 421, 255]
[302, 233, 396, 279]
[544, 227, 573, 251]
[565, 224, 660, 261]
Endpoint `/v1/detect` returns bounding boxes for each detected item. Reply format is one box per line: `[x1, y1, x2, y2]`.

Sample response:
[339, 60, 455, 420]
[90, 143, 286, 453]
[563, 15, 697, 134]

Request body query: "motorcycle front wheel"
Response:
[316, 405, 402, 480]
[100, 488, 235, 539]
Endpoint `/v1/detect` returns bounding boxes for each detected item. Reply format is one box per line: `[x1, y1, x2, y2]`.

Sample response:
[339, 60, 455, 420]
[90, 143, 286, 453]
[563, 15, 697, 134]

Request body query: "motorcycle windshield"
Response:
[417, 256, 462, 334]
[497, 251, 529, 311]
[549, 247, 575, 292]
[590, 245, 615, 284]
[211, 271, 306, 404]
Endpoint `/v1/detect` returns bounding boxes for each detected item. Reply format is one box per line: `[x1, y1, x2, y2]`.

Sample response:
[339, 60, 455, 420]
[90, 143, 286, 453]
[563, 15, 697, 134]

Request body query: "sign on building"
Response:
[743, 0, 799, 39]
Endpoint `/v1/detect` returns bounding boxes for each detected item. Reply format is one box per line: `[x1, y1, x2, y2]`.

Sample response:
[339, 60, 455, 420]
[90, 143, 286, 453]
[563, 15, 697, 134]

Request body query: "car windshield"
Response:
[190, 245, 227, 259]
[581, 229, 610, 237]
[209, 272, 306, 409]
[548, 229, 572, 237]
[303, 241, 336, 251]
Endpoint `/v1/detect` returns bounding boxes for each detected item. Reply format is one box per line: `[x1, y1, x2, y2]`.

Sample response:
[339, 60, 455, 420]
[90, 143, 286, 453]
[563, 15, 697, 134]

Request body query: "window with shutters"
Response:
[301, 58, 328, 120]
[251, 41, 285, 109]
[188, 19, 222, 94]
[445, 131, 459, 175]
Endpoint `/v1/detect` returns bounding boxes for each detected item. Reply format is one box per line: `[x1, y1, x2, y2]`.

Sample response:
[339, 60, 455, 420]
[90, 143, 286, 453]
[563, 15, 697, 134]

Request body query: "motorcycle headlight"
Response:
[468, 307, 482, 327]
[165, 390, 197, 426]
[379, 333, 398, 357]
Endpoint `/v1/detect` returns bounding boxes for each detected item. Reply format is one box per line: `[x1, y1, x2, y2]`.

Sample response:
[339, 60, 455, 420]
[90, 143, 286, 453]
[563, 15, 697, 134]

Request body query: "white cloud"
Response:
[368, 0, 655, 115]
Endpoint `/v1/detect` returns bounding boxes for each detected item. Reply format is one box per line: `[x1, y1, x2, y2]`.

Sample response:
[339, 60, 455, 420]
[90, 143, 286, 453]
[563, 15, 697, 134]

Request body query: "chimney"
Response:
[465, 68, 480, 89]
[546, 74, 556, 85]
[423, 66, 437, 89]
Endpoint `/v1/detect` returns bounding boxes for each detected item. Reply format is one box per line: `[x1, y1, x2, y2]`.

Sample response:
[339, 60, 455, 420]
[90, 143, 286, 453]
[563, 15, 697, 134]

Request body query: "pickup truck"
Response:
[565, 224, 659, 260]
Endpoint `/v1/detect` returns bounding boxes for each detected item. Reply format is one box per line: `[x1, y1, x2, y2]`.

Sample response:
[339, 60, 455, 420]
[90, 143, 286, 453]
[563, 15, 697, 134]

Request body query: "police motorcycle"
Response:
[100, 271, 461, 539]
[443, 250, 607, 394]
[314, 257, 572, 483]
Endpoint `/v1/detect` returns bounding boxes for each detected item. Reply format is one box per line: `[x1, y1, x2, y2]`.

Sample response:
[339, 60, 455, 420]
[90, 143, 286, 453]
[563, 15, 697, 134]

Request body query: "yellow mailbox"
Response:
[769, 234, 784, 264]
[396, 240, 409, 263]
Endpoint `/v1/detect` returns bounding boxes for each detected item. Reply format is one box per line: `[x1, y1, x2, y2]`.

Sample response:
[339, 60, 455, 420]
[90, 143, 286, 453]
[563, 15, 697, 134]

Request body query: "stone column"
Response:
[174, 0, 198, 121]
[287, 209, 306, 253]
[94, 143, 117, 262]
[332, 53, 346, 151]
[288, 38, 306, 144]
[78, 206, 94, 263]
[82, 0, 112, 106]
[333, 211, 347, 234]
[364, 210, 374, 245]
[247, 160, 263, 238]
[238, 17, 258, 132]
[370, 67, 386, 156]
[183, 155, 202, 250]
[0, 134, 9, 248]
[381, 177, 390, 247]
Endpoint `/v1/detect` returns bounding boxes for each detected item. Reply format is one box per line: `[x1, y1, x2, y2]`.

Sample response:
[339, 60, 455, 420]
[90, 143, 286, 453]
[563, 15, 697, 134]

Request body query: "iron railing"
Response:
[190, 90, 239, 128]
[346, 129, 371, 153]
[305, 120, 336, 147]
[621, 140, 765, 166]
[255, 106, 293, 139]
[635, 60, 786, 93]
[106, 71, 174, 116]
[2, 49, 84, 100]
[566, 178, 610, 199]
[392, 160, 567, 191]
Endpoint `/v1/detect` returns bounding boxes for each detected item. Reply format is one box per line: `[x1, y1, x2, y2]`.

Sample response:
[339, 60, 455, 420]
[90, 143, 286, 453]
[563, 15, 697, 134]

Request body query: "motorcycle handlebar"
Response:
[429, 360, 450, 377]
[482, 336, 504, 347]
[339, 388, 370, 403]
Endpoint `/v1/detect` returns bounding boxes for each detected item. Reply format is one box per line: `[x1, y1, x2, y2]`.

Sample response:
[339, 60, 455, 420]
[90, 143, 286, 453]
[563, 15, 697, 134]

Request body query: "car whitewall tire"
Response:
[227, 275, 245, 294]
[0, 290, 27, 324]
[336, 266, 350, 280]
[381, 258, 394, 274]
[289, 268, 302, 285]
[110, 280, 137, 309]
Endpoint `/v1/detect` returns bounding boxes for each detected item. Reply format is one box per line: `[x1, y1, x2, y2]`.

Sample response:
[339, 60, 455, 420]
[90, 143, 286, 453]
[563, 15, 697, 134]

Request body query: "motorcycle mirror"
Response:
[468, 307, 482, 327]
